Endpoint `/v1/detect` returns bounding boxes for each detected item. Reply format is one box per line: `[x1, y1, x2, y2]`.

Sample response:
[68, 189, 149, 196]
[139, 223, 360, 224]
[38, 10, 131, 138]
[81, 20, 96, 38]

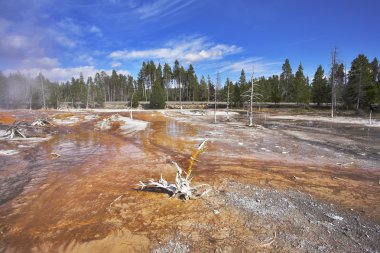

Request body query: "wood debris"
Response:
[51, 153, 61, 159]
[31, 118, 54, 127]
[2, 122, 27, 139]
[138, 139, 211, 200]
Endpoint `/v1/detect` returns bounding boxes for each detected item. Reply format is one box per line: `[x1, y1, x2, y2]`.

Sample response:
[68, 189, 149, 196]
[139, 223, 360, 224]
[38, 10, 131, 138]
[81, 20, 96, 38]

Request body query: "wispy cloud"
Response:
[56, 18, 82, 35]
[111, 62, 122, 68]
[135, 0, 195, 20]
[109, 36, 242, 64]
[48, 28, 77, 48]
[21, 57, 59, 69]
[214, 57, 282, 78]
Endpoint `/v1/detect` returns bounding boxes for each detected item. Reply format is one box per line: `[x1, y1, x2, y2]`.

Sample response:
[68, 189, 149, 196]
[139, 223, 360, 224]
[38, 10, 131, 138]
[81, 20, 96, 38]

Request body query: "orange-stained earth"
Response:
[0, 108, 379, 252]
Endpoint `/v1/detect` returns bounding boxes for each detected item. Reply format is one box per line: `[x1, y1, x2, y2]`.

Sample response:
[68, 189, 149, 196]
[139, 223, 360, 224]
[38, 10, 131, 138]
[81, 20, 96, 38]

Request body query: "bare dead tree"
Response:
[39, 74, 46, 109]
[86, 79, 90, 109]
[130, 89, 135, 119]
[241, 69, 262, 127]
[179, 75, 183, 110]
[331, 48, 337, 118]
[207, 75, 210, 103]
[249, 69, 254, 127]
[214, 72, 221, 124]
[227, 79, 230, 120]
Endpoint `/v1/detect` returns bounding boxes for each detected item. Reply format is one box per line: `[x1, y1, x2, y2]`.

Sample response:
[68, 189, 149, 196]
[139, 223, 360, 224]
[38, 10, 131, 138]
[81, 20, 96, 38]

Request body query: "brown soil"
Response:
[0, 109, 379, 252]
[0, 113, 16, 125]
[110, 121, 121, 131]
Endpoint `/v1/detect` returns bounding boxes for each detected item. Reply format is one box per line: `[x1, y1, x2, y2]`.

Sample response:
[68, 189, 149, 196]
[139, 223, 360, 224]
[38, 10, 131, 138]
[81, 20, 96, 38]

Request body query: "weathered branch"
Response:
[138, 139, 211, 200]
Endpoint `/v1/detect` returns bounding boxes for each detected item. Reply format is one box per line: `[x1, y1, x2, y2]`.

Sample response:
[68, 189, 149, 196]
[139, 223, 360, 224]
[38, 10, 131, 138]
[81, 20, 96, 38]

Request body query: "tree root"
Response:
[138, 139, 211, 200]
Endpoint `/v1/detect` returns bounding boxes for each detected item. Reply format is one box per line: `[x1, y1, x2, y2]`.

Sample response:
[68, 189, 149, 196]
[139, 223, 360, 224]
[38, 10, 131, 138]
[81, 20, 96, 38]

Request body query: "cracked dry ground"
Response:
[0, 109, 380, 252]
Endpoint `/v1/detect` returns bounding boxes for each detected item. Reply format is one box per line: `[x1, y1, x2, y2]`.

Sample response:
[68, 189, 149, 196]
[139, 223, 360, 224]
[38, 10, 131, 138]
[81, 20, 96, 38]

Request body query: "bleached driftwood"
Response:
[98, 114, 120, 130]
[31, 118, 53, 127]
[138, 139, 211, 200]
[2, 123, 26, 139]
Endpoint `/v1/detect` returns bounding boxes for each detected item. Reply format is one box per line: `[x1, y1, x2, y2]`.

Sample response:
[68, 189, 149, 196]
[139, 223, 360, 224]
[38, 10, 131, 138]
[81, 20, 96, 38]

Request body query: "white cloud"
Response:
[56, 18, 82, 35]
[1, 35, 28, 49]
[21, 57, 59, 69]
[0, 18, 47, 61]
[48, 28, 77, 48]
[219, 57, 281, 77]
[89, 25, 102, 36]
[111, 62, 122, 67]
[76, 54, 95, 65]
[109, 36, 241, 63]
[4, 66, 130, 82]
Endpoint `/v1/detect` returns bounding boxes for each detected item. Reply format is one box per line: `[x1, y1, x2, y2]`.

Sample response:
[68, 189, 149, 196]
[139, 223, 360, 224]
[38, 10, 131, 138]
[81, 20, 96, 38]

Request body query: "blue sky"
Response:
[0, 0, 379, 82]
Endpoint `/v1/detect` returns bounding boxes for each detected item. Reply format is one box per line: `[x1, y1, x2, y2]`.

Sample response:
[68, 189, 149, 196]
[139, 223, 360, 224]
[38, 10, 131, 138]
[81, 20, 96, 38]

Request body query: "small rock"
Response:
[213, 209, 220, 215]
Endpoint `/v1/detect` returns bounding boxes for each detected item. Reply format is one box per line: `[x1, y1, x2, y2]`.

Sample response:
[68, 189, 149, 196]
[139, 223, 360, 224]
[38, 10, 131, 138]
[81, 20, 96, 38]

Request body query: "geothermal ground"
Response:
[0, 108, 379, 253]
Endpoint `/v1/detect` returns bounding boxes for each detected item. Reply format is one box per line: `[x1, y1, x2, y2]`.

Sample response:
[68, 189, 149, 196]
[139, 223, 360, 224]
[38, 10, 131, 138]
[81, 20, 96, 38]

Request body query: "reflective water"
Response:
[0, 110, 379, 252]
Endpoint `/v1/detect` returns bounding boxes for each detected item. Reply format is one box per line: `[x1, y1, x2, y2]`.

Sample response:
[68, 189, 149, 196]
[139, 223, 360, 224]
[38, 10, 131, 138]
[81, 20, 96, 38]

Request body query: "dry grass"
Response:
[110, 121, 121, 131]
[53, 113, 75, 120]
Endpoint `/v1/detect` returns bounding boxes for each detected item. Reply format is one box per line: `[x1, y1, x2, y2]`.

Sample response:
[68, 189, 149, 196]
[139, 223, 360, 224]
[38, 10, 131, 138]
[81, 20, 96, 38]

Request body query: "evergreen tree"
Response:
[347, 54, 376, 109]
[173, 60, 181, 101]
[371, 58, 379, 83]
[207, 75, 212, 102]
[239, 69, 247, 89]
[150, 78, 166, 109]
[163, 63, 172, 101]
[199, 75, 207, 101]
[293, 63, 310, 104]
[187, 64, 196, 101]
[233, 69, 247, 107]
[233, 82, 241, 107]
[259, 76, 272, 101]
[370, 58, 379, 102]
[0, 72, 8, 108]
[280, 59, 294, 102]
[269, 75, 281, 104]
[334, 63, 346, 107]
[156, 63, 163, 87]
[311, 65, 329, 106]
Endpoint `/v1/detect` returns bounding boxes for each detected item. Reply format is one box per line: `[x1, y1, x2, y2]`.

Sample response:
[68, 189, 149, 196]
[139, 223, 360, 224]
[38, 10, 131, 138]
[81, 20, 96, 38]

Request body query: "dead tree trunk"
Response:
[249, 70, 254, 127]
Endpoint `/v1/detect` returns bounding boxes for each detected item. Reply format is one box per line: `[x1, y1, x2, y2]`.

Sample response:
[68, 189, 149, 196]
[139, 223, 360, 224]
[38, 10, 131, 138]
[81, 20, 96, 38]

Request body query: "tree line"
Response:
[0, 54, 379, 110]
